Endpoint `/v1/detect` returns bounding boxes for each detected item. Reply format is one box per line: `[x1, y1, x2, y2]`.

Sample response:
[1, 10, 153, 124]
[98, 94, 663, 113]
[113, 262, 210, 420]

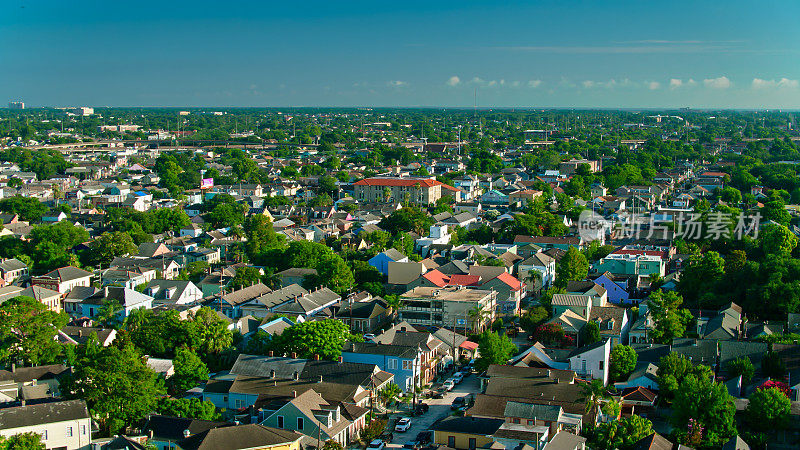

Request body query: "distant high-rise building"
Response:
[72, 106, 94, 116]
[8, 101, 24, 110]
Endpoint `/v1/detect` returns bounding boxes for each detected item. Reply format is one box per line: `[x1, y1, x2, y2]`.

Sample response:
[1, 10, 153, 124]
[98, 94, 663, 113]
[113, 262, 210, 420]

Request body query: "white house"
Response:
[568, 339, 611, 386]
[0, 400, 92, 450]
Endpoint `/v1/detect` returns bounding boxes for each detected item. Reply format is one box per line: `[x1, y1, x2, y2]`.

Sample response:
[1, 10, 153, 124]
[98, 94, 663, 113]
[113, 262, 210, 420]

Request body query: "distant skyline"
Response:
[2, 1, 799, 109]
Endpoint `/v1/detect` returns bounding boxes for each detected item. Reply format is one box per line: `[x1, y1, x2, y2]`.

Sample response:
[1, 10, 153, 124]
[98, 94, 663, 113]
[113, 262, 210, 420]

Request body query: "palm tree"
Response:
[468, 305, 489, 333]
[524, 270, 544, 297]
[384, 295, 404, 316]
[579, 379, 612, 419]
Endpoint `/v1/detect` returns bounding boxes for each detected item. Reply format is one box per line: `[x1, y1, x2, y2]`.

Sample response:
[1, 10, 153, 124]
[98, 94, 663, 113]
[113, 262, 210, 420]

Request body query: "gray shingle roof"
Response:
[0, 399, 89, 429]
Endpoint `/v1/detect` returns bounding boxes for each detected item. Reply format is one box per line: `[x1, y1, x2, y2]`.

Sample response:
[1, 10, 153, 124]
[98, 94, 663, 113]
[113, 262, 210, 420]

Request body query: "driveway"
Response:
[386, 373, 482, 447]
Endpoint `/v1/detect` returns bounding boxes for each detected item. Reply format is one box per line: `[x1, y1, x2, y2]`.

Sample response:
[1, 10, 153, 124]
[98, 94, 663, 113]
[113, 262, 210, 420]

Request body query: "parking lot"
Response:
[385, 372, 481, 448]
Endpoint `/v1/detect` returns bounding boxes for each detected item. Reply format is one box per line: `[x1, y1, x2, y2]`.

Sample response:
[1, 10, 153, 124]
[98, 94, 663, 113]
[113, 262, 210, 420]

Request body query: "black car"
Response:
[403, 441, 421, 450]
[415, 431, 432, 445]
[451, 396, 467, 410]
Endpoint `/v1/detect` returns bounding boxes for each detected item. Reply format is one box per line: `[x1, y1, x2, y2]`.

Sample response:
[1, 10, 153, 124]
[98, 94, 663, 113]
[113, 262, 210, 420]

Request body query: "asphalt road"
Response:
[386, 373, 481, 448]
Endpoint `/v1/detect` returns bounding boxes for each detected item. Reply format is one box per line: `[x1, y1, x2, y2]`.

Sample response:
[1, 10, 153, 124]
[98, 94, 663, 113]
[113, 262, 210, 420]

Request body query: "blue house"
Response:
[593, 272, 630, 305]
[340, 341, 418, 392]
[367, 249, 408, 276]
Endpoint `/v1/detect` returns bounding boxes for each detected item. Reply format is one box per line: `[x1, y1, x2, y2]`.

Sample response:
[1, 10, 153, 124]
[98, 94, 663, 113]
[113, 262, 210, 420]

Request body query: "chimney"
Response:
[292, 390, 297, 398]
[270, 369, 276, 379]
[314, 354, 320, 360]
[148, 430, 154, 439]
[338, 356, 343, 364]
[268, 351, 274, 357]
[318, 375, 323, 383]
[20, 399, 25, 406]
[11, 363, 15, 373]
[290, 352, 297, 359]
[293, 371, 299, 381]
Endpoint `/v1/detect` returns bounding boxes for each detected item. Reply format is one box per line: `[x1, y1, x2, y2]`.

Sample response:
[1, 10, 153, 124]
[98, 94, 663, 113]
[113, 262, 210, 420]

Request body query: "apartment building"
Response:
[399, 286, 496, 332]
[353, 177, 459, 206]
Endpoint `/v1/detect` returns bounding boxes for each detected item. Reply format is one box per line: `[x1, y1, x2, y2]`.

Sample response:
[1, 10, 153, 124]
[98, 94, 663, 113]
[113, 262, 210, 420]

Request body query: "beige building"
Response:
[0, 400, 92, 450]
[399, 286, 496, 332]
[559, 159, 602, 174]
[353, 177, 458, 206]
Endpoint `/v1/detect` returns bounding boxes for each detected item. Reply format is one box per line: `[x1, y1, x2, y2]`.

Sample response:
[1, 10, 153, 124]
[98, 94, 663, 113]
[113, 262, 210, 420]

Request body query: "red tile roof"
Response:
[493, 272, 523, 291]
[422, 269, 450, 287]
[448, 274, 481, 286]
[354, 177, 443, 188]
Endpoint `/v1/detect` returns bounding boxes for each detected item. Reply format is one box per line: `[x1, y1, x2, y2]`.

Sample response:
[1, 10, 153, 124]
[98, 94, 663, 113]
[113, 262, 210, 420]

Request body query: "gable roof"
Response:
[41, 266, 92, 282]
[178, 424, 301, 450]
[0, 399, 89, 429]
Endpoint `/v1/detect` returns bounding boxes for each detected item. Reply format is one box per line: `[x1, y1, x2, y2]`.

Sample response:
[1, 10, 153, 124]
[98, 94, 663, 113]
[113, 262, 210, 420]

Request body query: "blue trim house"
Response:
[367, 249, 409, 276]
[340, 341, 418, 392]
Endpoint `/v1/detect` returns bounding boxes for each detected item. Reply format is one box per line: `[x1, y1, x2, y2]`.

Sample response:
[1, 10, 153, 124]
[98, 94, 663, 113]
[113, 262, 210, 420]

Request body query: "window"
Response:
[41, 430, 47, 441]
[599, 361, 604, 370]
[527, 420, 534, 425]
[469, 438, 477, 449]
[448, 436, 456, 447]
[277, 416, 284, 429]
[581, 360, 587, 373]
[402, 360, 413, 370]
[81, 425, 86, 435]
[66, 427, 73, 437]
[297, 417, 305, 430]
[512, 418, 520, 424]
[388, 359, 397, 370]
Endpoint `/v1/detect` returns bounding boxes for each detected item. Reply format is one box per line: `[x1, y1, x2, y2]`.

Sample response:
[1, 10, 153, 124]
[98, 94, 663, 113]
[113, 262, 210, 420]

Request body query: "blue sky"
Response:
[2, 0, 799, 108]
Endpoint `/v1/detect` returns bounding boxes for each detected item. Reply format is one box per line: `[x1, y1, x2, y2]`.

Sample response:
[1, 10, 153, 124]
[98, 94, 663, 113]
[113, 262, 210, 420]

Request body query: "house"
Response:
[591, 272, 630, 305]
[31, 266, 92, 294]
[514, 236, 582, 251]
[399, 286, 497, 332]
[180, 224, 203, 238]
[58, 326, 117, 347]
[341, 341, 419, 392]
[567, 339, 612, 385]
[0, 258, 28, 284]
[18, 285, 62, 312]
[178, 424, 302, 450]
[70, 286, 154, 319]
[593, 253, 665, 278]
[334, 296, 389, 334]
[519, 253, 556, 291]
[542, 432, 586, 450]
[275, 268, 318, 288]
[259, 389, 368, 446]
[144, 279, 203, 305]
[367, 249, 408, 276]
[0, 400, 92, 450]
[431, 416, 504, 450]
[0, 364, 70, 401]
[353, 177, 459, 206]
[216, 283, 274, 319]
[547, 295, 630, 347]
[613, 363, 659, 391]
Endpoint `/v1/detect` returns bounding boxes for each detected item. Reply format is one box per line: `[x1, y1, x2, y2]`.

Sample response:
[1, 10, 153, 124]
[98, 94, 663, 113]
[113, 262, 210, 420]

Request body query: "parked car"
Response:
[416, 431, 432, 445]
[363, 333, 376, 341]
[395, 417, 412, 432]
[413, 401, 429, 415]
[431, 388, 445, 399]
[367, 440, 385, 450]
[452, 372, 464, 383]
[403, 441, 421, 450]
[451, 396, 467, 410]
[442, 379, 455, 391]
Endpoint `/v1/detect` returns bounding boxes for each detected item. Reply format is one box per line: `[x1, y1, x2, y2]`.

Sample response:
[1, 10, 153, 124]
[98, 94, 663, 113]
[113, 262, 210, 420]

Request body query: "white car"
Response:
[395, 417, 412, 432]
[367, 439, 385, 450]
[363, 333, 376, 341]
[452, 372, 464, 384]
[442, 379, 455, 391]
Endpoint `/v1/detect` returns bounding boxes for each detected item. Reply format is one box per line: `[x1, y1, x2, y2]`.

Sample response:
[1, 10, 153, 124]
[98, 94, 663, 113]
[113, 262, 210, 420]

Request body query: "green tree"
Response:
[62, 342, 166, 434]
[724, 357, 754, 384]
[648, 290, 693, 344]
[656, 353, 713, 400]
[580, 379, 612, 418]
[170, 347, 210, 394]
[555, 247, 588, 287]
[91, 231, 138, 266]
[230, 267, 263, 289]
[609, 345, 638, 382]
[0, 296, 68, 366]
[0, 197, 47, 222]
[745, 386, 791, 432]
[310, 253, 355, 294]
[270, 319, 360, 360]
[155, 397, 221, 421]
[321, 440, 344, 450]
[0, 432, 45, 449]
[519, 306, 549, 333]
[475, 330, 517, 372]
[580, 321, 601, 346]
[591, 415, 653, 450]
[671, 372, 736, 448]
[759, 223, 798, 255]
[378, 207, 433, 235]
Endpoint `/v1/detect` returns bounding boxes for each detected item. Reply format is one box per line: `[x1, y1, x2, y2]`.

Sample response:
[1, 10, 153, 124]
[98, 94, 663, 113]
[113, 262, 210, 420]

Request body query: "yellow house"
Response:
[432, 417, 503, 450]
[177, 424, 303, 450]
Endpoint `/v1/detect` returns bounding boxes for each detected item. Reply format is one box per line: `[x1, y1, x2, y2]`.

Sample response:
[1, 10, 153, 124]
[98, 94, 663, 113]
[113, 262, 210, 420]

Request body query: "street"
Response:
[385, 372, 482, 448]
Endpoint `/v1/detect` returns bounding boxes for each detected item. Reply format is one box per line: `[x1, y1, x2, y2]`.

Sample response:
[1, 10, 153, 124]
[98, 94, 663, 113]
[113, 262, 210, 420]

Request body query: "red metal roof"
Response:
[422, 269, 450, 287]
[353, 178, 443, 188]
[448, 274, 481, 286]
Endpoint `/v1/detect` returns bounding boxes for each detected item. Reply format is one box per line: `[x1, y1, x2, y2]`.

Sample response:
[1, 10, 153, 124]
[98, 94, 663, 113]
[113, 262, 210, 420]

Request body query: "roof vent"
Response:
[183, 429, 191, 438]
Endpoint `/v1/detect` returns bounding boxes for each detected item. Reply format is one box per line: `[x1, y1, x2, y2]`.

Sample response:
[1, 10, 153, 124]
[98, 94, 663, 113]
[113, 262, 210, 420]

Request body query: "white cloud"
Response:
[582, 80, 596, 88]
[446, 76, 460, 86]
[648, 81, 661, 90]
[669, 78, 683, 88]
[687, 79, 697, 86]
[752, 77, 799, 89]
[528, 79, 542, 88]
[387, 80, 408, 87]
[704, 76, 731, 89]
[488, 80, 498, 87]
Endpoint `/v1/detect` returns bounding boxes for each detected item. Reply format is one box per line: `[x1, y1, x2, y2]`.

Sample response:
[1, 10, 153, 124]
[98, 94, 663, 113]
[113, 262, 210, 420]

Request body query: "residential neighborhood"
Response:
[0, 105, 799, 450]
